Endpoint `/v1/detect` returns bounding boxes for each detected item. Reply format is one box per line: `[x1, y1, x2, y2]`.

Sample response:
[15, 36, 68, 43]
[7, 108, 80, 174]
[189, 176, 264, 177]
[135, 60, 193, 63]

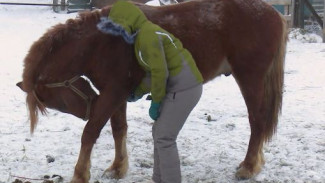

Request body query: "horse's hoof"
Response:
[235, 162, 262, 180]
[235, 166, 254, 180]
[70, 177, 89, 183]
[103, 164, 128, 179]
[71, 171, 90, 183]
[103, 168, 124, 179]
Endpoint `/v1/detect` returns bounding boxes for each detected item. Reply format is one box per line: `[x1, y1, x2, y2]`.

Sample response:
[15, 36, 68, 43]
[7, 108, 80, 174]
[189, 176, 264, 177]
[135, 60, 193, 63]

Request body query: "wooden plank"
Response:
[265, 0, 291, 5]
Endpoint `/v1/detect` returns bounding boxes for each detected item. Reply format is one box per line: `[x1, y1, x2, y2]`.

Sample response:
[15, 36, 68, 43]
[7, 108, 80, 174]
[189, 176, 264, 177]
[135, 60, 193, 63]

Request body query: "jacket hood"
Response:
[97, 17, 138, 44]
[109, 1, 148, 34]
[97, 1, 148, 44]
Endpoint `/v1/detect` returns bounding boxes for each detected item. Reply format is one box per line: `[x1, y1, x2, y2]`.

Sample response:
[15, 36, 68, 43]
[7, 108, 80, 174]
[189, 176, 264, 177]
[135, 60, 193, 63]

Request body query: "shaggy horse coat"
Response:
[18, 0, 287, 182]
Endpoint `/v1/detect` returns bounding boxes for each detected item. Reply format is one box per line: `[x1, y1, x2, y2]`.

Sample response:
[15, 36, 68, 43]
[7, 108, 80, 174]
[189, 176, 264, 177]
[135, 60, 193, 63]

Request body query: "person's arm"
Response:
[140, 31, 169, 104]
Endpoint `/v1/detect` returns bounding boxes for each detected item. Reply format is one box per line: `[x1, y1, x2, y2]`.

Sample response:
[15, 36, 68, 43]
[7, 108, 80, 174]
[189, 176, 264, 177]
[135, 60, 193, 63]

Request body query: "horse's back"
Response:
[138, 0, 285, 81]
[100, 0, 285, 81]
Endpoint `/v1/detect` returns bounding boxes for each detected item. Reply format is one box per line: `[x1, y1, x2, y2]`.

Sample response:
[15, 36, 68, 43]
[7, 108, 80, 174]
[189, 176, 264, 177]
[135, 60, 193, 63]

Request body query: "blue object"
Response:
[149, 101, 161, 121]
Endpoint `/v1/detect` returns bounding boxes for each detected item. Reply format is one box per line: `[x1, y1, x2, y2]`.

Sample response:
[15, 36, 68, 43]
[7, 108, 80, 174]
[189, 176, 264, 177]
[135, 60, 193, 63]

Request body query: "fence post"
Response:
[290, 0, 295, 27]
[298, 0, 305, 28]
[323, 0, 325, 43]
[293, 0, 304, 28]
[60, 0, 65, 11]
[53, 0, 58, 12]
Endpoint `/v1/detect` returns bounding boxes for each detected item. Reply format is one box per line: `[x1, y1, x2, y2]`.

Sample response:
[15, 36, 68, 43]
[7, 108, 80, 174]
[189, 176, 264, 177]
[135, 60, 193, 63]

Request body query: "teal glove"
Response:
[149, 101, 161, 121]
[127, 93, 143, 102]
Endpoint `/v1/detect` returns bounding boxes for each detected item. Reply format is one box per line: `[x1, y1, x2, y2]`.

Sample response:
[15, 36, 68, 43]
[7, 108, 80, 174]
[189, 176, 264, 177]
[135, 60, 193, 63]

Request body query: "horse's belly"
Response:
[200, 57, 232, 83]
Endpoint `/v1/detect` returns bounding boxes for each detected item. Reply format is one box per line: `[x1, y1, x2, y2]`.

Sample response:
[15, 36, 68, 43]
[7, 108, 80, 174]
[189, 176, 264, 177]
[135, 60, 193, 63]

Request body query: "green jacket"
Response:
[108, 0, 203, 103]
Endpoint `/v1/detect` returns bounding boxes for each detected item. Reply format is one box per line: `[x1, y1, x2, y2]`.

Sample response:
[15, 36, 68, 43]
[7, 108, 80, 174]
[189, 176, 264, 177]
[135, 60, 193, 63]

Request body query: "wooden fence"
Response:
[265, 0, 293, 26]
[266, 0, 324, 42]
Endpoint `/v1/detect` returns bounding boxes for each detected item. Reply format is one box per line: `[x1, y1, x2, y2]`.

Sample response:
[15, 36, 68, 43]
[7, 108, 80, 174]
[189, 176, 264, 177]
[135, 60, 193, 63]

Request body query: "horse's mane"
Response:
[22, 9, 103, 132]
[22, 1, 167, 93]
[22, 10, 102, 92]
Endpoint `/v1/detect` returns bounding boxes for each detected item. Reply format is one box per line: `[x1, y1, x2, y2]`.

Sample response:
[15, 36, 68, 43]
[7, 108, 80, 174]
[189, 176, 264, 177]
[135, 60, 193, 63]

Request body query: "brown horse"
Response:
[17, 0, 287, 182]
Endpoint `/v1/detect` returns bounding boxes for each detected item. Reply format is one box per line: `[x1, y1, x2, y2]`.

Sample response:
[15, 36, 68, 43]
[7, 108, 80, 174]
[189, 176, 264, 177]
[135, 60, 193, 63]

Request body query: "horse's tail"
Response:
[263, 14, 287, 142]
[26, 91, 47, 134]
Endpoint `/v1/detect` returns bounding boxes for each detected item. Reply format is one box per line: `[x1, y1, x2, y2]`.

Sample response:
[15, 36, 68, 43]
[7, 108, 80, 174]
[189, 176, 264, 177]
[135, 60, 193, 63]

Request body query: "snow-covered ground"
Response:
[0, 1, 324, 183]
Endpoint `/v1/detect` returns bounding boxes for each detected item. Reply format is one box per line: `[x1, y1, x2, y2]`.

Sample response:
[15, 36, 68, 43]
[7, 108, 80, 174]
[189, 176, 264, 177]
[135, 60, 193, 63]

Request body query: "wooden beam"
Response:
[265, 0, 291, 6]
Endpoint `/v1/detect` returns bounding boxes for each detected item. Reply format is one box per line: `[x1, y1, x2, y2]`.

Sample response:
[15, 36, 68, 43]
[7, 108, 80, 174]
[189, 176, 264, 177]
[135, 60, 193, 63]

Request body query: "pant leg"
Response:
[152, 84, 202, 183]
[152, 124, 161, 182]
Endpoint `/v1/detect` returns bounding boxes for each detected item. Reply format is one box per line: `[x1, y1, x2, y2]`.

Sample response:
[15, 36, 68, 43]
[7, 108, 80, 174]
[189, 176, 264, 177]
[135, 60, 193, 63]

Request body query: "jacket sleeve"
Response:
[139, 31, 169, 103]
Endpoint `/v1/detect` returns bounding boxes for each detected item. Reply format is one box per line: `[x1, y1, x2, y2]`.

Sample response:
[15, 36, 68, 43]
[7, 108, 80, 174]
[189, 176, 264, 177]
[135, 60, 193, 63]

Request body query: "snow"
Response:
[146, 0, 161, 6]
[0, 1, 325, 183]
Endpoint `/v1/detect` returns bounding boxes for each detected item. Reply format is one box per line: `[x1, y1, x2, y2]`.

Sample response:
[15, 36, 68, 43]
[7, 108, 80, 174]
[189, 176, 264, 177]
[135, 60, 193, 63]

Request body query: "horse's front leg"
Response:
[104, 102, 129, 179]
[68, 122, 93, 182]
[71, 117, 108, 183]
[71, 91, 125, 183]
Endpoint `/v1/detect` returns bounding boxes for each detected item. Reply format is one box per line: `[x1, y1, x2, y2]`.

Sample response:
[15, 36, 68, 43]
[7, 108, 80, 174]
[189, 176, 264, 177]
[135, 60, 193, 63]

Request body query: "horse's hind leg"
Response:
[232, 67, 268, 179]
[231, 45, 284, 179]
[104, 102, 129, 179]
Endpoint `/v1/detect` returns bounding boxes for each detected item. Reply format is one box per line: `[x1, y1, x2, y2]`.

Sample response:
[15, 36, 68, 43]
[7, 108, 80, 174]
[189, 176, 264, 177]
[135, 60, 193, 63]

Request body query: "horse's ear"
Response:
[16, 82, 26, 92]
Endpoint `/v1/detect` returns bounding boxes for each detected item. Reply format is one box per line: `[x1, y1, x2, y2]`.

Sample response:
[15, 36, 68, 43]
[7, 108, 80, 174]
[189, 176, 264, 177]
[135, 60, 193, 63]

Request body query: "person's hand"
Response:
[127, 93, 143, 102]
[149, 101, 161, 120]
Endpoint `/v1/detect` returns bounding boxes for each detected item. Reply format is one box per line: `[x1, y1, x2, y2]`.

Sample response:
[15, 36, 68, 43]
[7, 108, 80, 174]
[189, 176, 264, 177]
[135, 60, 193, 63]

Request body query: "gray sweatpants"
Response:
[152, 84, 202, 183]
